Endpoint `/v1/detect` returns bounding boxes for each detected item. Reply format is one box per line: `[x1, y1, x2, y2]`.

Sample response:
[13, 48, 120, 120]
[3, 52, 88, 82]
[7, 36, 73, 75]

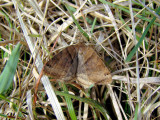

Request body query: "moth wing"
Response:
[44, 45, 78, 81]
[77, 45, 112, 88]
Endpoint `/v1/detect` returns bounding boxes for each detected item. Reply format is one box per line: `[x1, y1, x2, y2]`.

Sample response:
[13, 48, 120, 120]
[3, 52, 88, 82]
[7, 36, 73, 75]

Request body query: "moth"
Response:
[43, 43, 112, 88]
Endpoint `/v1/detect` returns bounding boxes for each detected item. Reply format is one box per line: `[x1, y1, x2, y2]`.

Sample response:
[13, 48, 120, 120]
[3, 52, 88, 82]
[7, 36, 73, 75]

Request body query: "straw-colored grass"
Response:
[0, 0, 160, 119]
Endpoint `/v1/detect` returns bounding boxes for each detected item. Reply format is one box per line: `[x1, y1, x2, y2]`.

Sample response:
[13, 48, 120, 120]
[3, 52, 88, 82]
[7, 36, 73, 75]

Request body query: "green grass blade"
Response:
[0, 94, 18, 111]
[99, 0, 160, 26]
[91, 17, 97, 34]
[0, 10, 13, 41]
[133, 104, 139, 120]
[0, 43, 21, 94]
[0, 33, 4, 59]
[64, 3, 90, 40]
[0, 113, 7, 118]
[55, 90, 109, 120]
[125, 7, 160, 62]
[60, 82, 77, 120]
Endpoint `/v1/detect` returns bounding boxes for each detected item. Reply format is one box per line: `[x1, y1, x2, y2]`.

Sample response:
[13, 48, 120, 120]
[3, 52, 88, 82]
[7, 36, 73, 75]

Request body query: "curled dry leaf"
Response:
[44, 43, 112, 88]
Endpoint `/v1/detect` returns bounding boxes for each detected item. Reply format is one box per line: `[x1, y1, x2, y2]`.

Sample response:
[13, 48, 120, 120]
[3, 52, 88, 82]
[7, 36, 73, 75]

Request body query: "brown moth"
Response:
[43, 43, 112, 88]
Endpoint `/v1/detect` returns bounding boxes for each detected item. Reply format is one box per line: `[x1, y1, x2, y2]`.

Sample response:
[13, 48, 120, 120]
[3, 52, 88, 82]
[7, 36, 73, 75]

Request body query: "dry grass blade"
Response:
[11, 0, 65, 120]
[26, 90, 34, 120]
[108, 85, 123, 120]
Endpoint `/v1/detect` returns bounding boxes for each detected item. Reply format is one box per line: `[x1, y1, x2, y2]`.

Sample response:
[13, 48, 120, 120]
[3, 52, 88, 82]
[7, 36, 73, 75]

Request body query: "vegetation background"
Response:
[0, 0, 160, 119]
